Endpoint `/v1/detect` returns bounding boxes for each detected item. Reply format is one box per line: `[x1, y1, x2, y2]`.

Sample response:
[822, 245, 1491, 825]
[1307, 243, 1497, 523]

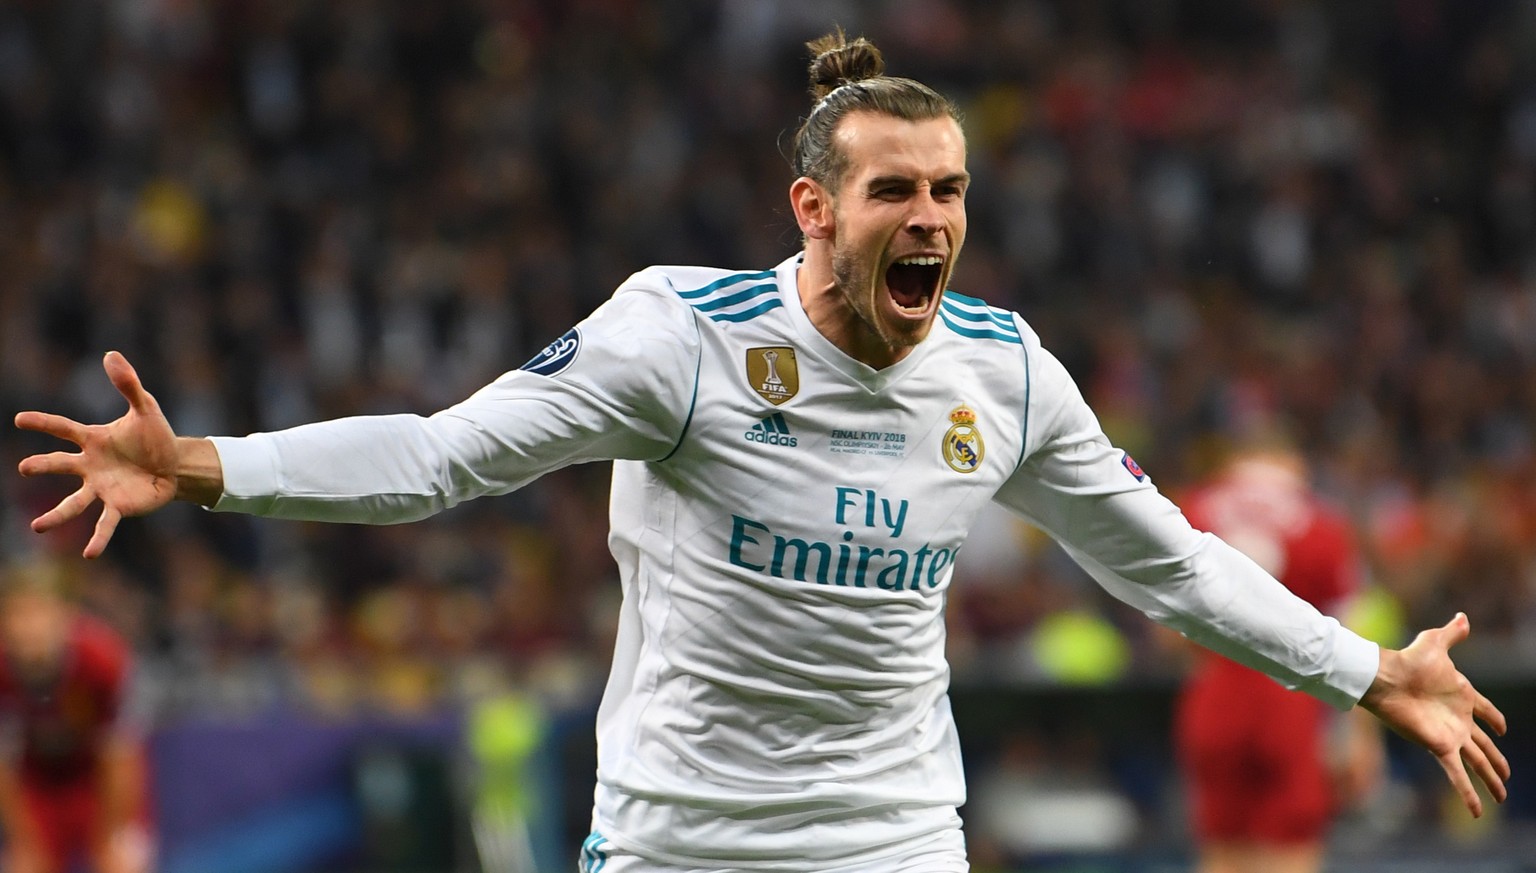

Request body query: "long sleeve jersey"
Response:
[210, 253, 1379, 870]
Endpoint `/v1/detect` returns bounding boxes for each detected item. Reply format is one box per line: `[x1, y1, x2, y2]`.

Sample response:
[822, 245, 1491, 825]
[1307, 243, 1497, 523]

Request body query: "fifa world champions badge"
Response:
[746, 347, 800, 405]
[942, 404, 984, 473]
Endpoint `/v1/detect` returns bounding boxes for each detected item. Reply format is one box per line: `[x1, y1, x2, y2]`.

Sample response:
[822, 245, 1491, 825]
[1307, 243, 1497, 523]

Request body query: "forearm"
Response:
[208, 410, 553, 524]
[96, 739, 141, 832]
[1004, 458, 1379, 706]
[209, 378, 679, 523]
[0, 764, 32, 841]
[1063, 531, 1381, 708]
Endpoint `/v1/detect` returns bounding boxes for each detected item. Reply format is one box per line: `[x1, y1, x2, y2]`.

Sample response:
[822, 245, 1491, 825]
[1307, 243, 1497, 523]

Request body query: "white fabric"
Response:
[210, 254, 1378, 870]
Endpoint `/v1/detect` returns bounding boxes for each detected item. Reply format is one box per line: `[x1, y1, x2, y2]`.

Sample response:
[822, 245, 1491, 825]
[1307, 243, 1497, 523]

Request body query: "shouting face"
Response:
[794, 111, 969, 367]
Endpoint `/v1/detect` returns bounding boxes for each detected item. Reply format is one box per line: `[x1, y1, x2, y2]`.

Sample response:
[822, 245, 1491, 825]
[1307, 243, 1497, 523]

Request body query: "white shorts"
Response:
[576, 827, 967, 873]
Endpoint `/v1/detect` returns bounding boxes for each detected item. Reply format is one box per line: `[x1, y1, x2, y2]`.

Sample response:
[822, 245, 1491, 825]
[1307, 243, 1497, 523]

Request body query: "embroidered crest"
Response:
[942, 404, 985, 473]
[746, 347, 799, 405]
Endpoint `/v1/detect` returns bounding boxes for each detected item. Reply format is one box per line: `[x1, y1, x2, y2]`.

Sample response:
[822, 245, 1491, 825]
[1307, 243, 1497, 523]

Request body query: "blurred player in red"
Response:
[0, 561, 153, 873]
[1173, 444, 1384, 873]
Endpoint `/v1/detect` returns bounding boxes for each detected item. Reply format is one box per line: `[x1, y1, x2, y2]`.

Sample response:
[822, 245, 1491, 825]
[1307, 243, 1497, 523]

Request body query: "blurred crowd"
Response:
[2, 0, 1536, 852]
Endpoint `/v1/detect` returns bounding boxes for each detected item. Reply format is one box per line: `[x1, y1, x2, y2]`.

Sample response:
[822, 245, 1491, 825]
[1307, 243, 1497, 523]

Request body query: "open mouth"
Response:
[885, 255, 944, 313]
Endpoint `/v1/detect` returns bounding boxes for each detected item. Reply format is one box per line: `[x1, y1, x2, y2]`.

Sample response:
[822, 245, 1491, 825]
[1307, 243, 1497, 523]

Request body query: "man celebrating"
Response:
[15, 28, 1506, 873]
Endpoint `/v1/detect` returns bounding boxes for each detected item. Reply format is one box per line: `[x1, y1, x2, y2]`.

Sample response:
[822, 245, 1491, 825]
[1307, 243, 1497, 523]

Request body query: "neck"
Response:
[796, 248, 912, 370]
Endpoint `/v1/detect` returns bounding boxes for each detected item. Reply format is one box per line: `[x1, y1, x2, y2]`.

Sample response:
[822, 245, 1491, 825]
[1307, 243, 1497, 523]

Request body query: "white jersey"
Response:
[210, 254, 1378, 870]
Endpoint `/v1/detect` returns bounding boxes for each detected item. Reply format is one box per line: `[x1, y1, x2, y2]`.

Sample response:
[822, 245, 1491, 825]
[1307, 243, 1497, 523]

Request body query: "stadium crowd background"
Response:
[3, 0, 1536, 868]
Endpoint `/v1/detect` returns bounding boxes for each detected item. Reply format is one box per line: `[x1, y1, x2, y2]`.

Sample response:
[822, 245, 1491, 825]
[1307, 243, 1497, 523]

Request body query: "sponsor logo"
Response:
[746, 346, 799, 405]
[941, 404, 984, 473]
[520, 327, 581, 376]
[745, 412, 797, 447]
[726, 487, 957, 593]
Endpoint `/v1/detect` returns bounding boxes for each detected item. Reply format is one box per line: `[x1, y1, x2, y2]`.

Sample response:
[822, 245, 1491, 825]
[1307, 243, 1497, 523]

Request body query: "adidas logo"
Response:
[744, 412, 798, 447]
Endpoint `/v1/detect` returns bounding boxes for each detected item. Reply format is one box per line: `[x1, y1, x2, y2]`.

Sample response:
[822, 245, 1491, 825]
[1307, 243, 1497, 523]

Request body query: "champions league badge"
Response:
[746, 346, 799, 405]
[942, 404, 984, 473]
[520, 327, 581, 376]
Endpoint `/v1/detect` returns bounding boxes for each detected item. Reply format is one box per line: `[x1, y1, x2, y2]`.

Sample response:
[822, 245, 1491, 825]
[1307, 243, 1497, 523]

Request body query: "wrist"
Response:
[1359, 647, 1403, 712]
[171, 437, 224, 506]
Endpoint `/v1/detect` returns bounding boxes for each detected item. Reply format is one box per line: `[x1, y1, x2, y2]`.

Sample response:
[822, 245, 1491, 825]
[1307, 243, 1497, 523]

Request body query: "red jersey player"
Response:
[1173, 447, 1384, 873]
[0, 561, 152, 873]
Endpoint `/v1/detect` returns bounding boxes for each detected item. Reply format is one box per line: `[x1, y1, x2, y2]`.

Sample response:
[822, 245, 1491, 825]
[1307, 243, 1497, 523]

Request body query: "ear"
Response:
[790, 177, 835, 240]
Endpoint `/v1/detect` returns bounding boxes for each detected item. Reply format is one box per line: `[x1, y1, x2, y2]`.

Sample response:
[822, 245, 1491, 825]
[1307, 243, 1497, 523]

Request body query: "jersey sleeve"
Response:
[992, 333, 1379, 710]
[210, 277, 701, 523]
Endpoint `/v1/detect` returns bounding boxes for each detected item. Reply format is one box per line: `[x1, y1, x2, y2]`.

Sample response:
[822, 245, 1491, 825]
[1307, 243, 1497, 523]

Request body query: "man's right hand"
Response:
[14, 351, 222, 558]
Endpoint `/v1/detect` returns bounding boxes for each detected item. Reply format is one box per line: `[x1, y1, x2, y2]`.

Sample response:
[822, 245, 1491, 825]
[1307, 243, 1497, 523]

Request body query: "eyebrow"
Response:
[866, 172, 972, 189]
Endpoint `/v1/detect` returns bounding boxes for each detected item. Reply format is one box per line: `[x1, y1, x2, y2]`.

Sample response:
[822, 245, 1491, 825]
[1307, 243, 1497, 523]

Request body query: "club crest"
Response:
[746, 347, 799, 405]
[942, 404, 984, 473]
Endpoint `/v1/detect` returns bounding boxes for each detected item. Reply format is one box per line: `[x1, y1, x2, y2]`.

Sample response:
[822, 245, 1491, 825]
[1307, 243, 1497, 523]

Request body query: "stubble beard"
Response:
[831, 246, 924, 353]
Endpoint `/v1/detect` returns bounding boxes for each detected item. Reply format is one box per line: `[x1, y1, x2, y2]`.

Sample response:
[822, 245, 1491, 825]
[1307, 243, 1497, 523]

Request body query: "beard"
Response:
[830, 245, 927, 352]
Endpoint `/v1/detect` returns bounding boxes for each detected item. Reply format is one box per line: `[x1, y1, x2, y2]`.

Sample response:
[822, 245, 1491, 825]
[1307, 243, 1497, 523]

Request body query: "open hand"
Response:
[15, 351, 180, 558]
[1359, 612, 1509, 816]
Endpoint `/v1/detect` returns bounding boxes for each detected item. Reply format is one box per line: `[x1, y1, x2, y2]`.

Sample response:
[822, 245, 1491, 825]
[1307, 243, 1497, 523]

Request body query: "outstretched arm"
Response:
[18, 281, 703, 555]
[1359, 612, 1509, 816]
[995, 338, 1511, 818]
[15, 351, 224, 558]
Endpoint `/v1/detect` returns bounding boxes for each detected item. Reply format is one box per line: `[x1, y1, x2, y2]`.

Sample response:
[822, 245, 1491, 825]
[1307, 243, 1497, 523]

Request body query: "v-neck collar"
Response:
[774, 253, 936, 395]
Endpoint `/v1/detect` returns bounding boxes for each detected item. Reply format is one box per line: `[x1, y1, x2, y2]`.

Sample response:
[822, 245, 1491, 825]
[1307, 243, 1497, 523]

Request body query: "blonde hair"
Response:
[0, 557, 75, 600]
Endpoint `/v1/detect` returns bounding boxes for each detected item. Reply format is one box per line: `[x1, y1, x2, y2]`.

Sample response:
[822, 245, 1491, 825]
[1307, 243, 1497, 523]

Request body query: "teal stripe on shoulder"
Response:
[691, 281, 778, 313]
[941, 290, 991, 309]
[939, 305, 1022, 344]
[940, 292, 1021, 335]
[675, 269, 777, 300]
[670, 268, 785, 324]
[709, 297, 783, 323]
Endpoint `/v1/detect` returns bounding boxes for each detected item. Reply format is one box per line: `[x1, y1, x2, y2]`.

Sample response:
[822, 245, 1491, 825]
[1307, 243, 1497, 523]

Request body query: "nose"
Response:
[906, 189, 945, 237]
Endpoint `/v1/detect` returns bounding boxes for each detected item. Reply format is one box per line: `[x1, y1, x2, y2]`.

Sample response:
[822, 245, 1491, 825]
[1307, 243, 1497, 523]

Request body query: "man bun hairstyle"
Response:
[805, 28, 886, 100]
[791, 27, 962, 190]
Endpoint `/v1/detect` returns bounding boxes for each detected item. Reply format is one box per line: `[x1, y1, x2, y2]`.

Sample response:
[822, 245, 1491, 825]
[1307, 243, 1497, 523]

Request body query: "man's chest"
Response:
[666, 338, 1025, 550]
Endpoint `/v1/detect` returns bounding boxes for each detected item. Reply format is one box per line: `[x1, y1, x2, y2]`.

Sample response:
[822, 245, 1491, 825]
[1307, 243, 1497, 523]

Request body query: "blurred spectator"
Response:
[1170, 440, 1385, 873]
[0, 559, 154, 873]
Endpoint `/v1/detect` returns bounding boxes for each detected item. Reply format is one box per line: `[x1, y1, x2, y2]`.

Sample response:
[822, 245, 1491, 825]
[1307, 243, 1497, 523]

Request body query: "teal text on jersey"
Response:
[726, 487, 956, 591]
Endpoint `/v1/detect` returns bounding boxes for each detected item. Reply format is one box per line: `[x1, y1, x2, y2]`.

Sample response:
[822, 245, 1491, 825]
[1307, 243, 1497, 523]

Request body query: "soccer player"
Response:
[13, 29, 1507, 873]
[0, 561, 153, 873]
[1173, 444, 1384, 873]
